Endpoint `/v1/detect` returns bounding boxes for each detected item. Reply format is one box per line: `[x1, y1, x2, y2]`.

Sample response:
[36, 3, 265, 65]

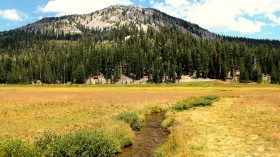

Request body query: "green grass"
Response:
[0, 129, 133, 157]
[36, 130, 121, 157]
[172, 95, 219, 111]
[0, 138, 39, 157]
[117, 111, 144, 130]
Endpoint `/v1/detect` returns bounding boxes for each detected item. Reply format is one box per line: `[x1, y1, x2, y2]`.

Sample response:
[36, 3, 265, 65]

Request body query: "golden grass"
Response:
[0, 86, 209, 141]
[0, 82, 279, 156]
[157, 90, 280, 156]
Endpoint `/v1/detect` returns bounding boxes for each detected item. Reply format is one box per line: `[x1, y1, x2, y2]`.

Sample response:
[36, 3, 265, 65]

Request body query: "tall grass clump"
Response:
[0, 138, 39, 157]
[117, 111, 144, 130]
[172, 95, 220, 111]
[171, 100, 192, 111]
[161, 117, 176, 132]
[188, 97, 212, 107]
[36, 130, 121, 157]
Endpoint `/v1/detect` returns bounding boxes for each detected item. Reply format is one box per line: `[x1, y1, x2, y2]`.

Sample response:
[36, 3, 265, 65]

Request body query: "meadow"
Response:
[0, 82, 279, 156]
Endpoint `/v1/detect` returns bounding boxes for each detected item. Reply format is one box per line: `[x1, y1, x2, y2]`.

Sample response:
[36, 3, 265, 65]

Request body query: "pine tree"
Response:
[270, 65, 278, 84]
[73, 64, 85, 84]
[177, 63, 182, 82]
[253, 62, 262, 83]
[221, 63, 228, 81]
[239, 61, 250, 83]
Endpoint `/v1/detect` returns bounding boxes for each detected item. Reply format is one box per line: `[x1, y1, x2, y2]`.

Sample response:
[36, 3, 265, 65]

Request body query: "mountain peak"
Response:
[18, 5, 216, 40]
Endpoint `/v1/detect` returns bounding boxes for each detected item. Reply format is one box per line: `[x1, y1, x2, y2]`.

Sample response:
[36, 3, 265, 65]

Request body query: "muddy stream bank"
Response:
[117, 112, 168, 157]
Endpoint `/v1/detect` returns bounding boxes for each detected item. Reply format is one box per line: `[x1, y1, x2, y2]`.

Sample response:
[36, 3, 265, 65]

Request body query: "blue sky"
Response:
[1, 0, 280, 40]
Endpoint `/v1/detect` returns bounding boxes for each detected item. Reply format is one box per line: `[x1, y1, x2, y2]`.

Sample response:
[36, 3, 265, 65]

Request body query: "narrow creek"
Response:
[117, 112, 169, 157]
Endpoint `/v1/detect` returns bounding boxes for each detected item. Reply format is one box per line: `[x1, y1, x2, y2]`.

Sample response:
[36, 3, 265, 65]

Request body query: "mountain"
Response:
[0, 6, 279, 85]
[18, 6, 216, 40]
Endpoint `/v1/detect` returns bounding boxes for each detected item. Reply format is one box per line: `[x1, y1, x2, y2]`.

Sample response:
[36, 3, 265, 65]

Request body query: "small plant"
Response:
[117, 111, 144, 130]
[36, 130, 121, 157]
[0, 138, 39, 157]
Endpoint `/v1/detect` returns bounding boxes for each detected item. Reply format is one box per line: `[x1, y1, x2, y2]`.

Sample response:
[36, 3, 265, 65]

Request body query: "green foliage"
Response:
[271, 65, 278, 84]
[35, 131, 57, 151]
[188, 97, 212, 107]
[36, 130, 121, 157]
[0, 25, 279, 84]
[117, 111, 144, 130]
[253, 62, 262, 83]
[239, 61, 250, 83]
[171, 100, 192, 111]
[172, 95, 219, 111]
[72, 64, 85, 84]
[0, 138, 39, 157]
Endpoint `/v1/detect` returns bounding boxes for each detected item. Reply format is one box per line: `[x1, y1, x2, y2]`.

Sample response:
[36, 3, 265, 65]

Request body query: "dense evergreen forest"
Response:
[0, 25, 279, 84]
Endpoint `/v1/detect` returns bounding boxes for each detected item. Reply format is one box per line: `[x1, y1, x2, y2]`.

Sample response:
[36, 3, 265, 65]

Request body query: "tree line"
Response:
[0, 25, 279, 84]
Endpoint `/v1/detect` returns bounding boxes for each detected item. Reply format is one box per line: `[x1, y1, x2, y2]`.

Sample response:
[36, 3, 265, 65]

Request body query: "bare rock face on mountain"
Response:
[19, 6, 216, 40]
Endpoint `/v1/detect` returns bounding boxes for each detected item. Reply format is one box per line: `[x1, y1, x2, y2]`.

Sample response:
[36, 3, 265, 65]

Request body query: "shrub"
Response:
[117, 111, 144, 130]
[35, 131, 57, 151]
[36, 130, 121, 157]
[0, 138, 39, 157]
[172, 100, 191, 111]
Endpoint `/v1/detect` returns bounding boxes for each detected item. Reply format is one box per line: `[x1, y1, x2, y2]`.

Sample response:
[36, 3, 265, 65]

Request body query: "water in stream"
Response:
[116, 112, 168, 157]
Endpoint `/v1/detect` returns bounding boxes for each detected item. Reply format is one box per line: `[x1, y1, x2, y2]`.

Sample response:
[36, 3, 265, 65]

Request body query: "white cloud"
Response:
[231, 17, 266, 34]
[152, 0, 280, 34]
[39, 0, 133, 16]
[149, 0, 155, 5]
[266, 13, 280, 25]
[0, 9, 24, 21]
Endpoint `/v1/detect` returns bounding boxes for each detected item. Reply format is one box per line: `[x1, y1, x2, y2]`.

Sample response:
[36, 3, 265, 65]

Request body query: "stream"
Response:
[117, 112, 168, 157]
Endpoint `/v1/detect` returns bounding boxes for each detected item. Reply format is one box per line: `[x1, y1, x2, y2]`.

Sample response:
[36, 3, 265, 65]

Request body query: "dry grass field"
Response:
[0, 82, 279, 156]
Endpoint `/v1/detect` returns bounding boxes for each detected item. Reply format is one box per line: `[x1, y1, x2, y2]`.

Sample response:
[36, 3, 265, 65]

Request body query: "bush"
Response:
[35, 131, 57, 151]
[36, 130, 121, 157]
[172, 100, 191, 111]
[117, 111, 144, 130]
[0, 138, 39, 157]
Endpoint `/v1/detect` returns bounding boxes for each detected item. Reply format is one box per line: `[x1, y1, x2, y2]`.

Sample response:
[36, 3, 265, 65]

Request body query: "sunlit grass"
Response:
[0, 81, 279, 156]
[156, 92, 280, 156]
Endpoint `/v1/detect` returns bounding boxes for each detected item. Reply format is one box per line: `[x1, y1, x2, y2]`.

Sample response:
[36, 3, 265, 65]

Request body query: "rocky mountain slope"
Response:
[18, 6, 216, 40]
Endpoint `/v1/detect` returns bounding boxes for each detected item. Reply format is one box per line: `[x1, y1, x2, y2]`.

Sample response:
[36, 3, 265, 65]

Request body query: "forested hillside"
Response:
[0, 6, 279, 84]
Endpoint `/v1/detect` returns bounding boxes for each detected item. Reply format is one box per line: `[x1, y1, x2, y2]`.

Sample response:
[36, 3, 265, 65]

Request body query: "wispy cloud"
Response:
[38, 0, 133, 16]
[266, 13, 280, 25]
[0, 9, 26, 21]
